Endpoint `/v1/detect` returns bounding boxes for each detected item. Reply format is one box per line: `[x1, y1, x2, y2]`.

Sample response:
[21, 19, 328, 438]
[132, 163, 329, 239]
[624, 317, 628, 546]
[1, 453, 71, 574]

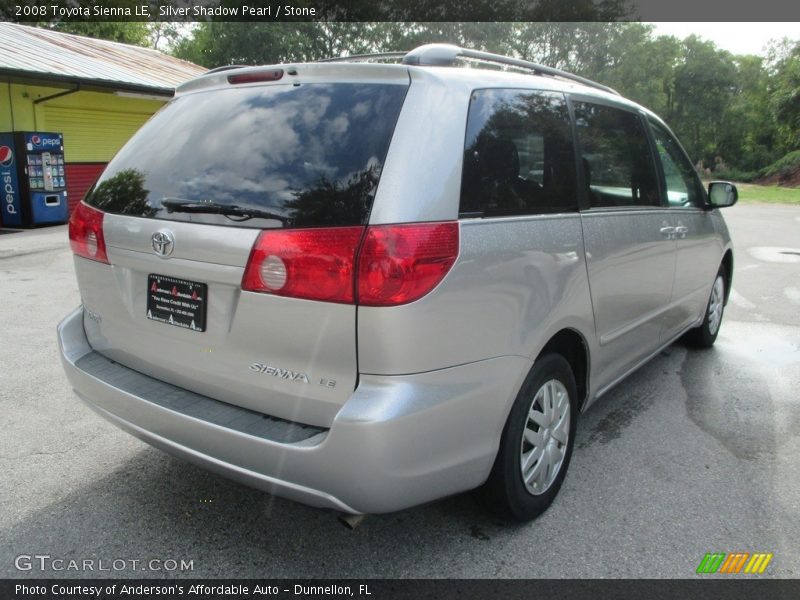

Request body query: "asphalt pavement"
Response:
[1, 202, 798, 579]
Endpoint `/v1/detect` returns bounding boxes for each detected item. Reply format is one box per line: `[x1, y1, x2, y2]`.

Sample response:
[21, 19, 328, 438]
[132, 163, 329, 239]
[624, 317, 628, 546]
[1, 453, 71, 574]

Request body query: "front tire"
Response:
[685, 266, 727, 348]
[481, 353, 578, 521]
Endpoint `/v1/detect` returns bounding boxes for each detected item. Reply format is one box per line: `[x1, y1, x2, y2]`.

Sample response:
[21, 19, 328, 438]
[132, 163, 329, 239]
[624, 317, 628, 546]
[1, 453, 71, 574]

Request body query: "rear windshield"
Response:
[85, 82, 408, 228]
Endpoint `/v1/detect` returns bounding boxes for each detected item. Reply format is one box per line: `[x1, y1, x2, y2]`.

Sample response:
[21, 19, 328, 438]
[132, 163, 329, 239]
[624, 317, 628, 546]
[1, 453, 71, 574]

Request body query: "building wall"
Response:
[2, 81, 167, 210]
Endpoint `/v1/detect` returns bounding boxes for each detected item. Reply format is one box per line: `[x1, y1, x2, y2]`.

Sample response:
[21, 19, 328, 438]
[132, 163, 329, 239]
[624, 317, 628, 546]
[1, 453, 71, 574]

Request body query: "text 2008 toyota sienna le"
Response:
[57, 44, 737, 521]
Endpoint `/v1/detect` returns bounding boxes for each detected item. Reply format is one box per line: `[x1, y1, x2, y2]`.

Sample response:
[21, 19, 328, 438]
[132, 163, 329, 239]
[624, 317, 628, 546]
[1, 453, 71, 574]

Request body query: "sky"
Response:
[648, 22, 799, 56]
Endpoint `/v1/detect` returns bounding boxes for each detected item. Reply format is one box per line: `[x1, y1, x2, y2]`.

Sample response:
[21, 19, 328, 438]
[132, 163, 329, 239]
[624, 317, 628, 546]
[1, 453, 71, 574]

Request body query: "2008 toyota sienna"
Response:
[57, 44, 737, 521]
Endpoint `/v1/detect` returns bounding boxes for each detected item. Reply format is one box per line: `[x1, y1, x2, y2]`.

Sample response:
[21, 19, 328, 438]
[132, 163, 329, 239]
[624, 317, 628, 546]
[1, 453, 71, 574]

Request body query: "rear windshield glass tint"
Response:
[84, 82, 408, 228]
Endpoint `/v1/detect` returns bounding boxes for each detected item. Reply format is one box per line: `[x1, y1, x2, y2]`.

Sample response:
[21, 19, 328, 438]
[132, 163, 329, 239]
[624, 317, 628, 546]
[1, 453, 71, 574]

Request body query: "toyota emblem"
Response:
[151, 230, 175, 257]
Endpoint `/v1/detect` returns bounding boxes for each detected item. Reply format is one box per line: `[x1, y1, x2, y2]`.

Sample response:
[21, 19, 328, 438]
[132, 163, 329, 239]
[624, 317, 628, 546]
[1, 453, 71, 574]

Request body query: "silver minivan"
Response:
[57, 44, 737, 521]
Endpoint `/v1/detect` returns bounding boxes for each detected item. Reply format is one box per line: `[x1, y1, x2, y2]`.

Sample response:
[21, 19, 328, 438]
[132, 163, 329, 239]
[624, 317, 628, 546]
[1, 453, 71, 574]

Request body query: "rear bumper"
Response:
[58, 307, 530, 514]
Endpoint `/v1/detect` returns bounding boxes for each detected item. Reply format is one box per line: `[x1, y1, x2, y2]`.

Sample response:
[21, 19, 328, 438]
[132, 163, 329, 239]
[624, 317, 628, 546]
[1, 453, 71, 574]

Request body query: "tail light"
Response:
[242, 222, 459, 307]
[357, 222, 459, 306]
[228, 69, 284, 84]
[68, 202, 108, 264]
[242, 226, 364, 303]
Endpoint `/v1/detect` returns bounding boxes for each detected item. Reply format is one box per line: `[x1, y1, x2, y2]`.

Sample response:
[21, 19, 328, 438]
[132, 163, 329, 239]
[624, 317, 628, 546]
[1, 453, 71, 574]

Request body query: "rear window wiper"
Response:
[161, 199, 289, 224]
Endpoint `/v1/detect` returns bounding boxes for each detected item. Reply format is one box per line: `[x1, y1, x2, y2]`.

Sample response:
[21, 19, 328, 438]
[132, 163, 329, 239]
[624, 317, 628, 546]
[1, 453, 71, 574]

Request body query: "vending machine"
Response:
[0, 131, 68, 228]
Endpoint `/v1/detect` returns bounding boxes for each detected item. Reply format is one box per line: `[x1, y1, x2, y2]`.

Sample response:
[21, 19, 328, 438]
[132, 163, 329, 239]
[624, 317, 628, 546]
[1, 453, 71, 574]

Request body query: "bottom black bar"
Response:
[3, 579, 800, 600]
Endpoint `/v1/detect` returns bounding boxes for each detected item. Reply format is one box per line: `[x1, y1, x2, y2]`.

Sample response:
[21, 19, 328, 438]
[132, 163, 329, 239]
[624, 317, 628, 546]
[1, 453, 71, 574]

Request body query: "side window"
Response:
[650, 122, 706, 208]
[573, 101, 660, 208]
[460, 89, 577, 217]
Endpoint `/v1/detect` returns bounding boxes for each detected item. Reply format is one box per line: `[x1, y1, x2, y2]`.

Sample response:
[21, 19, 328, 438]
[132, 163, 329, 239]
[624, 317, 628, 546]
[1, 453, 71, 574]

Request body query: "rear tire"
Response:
[684, 266, 727, 349]
[481, 353, 578, 521]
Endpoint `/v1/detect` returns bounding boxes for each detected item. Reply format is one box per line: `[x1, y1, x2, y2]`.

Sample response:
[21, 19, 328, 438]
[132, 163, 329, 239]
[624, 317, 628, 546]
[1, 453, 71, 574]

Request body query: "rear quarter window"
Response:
[460, 88, 577, 217]
[85, 82, 408, 229]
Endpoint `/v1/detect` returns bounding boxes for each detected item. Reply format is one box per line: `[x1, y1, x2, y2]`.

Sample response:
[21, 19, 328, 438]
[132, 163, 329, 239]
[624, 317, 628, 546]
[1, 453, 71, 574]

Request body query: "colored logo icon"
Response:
[0, 145, 13, 167]
[697, 552, 773, 574]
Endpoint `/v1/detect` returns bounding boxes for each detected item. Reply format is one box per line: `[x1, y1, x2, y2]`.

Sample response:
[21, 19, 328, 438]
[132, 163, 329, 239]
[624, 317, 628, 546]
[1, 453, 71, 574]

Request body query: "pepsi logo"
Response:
[0, 146, 13, 167]
[31, 135, 41, 145]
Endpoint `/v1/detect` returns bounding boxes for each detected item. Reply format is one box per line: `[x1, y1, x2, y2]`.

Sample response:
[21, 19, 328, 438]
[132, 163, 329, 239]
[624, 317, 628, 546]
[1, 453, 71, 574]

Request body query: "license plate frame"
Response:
[146, 274, 207, 332]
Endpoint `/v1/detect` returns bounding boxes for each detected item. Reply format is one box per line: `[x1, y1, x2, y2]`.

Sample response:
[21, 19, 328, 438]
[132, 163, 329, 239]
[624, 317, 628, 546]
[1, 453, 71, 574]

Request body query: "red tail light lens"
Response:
[68, 202, 108, 264]
[242, 227, 364, 303]
[228, 69, 284, 84]
[242, 222, 459, 306]
[357, 222, 459, 306]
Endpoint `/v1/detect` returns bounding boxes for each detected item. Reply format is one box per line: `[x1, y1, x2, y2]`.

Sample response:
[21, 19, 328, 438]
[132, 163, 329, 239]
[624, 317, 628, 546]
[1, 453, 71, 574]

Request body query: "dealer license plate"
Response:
[146, 274, 207, 332]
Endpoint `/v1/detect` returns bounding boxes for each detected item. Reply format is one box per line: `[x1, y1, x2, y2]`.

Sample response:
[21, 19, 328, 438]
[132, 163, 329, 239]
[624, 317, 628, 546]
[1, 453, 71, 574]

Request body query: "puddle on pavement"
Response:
[747, 247, 800, 264]
[715, 328, 800, 368]
[682, 324, 800, 460]
[784, 287, 800, 305]
[578, 356, 666, 449]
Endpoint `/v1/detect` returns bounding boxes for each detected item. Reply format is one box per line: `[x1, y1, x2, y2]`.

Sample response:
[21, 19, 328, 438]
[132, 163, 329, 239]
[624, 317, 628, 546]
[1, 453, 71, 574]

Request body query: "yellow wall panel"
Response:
[1, 82, 166, 162]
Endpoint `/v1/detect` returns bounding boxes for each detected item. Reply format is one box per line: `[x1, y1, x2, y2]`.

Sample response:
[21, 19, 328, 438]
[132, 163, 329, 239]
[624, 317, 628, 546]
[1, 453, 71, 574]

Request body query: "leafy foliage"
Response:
[761, 149, 800, 177]
[28, 17, 799, 178]
[48, 22, 152, 46]
[768, 40, 800, 152]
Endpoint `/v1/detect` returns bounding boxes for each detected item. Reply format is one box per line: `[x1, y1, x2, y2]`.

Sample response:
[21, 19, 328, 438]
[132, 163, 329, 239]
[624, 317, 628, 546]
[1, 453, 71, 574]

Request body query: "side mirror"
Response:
[708, 181, 738, 208]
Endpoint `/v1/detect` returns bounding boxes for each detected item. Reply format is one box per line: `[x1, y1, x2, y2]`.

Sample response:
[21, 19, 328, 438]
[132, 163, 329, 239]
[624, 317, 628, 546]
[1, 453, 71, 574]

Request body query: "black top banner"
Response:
[2, 0, 800, 22]
[4, 579, 800, 600]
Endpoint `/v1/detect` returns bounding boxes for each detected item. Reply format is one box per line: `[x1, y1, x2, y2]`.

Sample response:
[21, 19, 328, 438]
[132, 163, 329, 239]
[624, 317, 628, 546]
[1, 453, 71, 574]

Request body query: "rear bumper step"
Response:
[75, 352, 327, 445]
[58, 307, 530, 514]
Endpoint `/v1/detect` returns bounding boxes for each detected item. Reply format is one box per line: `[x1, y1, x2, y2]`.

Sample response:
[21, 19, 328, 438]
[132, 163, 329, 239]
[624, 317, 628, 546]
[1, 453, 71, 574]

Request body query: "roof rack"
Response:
[317, 52, 408, 64]
[402, 44, 618, 95]
[320, 44, 617, 96]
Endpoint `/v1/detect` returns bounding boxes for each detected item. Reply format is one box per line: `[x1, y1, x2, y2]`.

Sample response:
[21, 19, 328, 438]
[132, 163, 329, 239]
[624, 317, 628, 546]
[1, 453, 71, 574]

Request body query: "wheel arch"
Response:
[721, 249, 733, 305]
[537, 328, 590, 412]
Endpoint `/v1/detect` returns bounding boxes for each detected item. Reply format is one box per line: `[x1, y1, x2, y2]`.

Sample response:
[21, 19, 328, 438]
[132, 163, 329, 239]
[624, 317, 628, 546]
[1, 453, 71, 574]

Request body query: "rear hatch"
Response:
[72, 66, 410, 428]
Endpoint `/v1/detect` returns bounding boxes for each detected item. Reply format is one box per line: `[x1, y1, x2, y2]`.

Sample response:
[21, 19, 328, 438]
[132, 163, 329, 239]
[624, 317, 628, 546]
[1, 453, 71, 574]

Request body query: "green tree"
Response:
[168, 21, 796, 176]
[717, 55, 777, 172]
[377, 22, 515, 54]
[767, 39, 800, 152]
[172, 23, 397, 67]
[670, 36, 738, 164]
[588, 28, 680, 117]
[506, 22, 633, 72]
[47, 22, 151, 46]
[148, 22, 183, 51]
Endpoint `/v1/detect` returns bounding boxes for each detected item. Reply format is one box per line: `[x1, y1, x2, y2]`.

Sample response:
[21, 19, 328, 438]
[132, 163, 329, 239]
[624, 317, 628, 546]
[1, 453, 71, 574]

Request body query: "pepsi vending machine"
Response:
[0, 131, 68, 227]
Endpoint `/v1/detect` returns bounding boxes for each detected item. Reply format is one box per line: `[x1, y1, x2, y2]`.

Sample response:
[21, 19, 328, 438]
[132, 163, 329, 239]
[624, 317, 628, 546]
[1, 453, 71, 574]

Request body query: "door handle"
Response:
[659, 226, 675, 238]
[675, 225, 688, 238]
